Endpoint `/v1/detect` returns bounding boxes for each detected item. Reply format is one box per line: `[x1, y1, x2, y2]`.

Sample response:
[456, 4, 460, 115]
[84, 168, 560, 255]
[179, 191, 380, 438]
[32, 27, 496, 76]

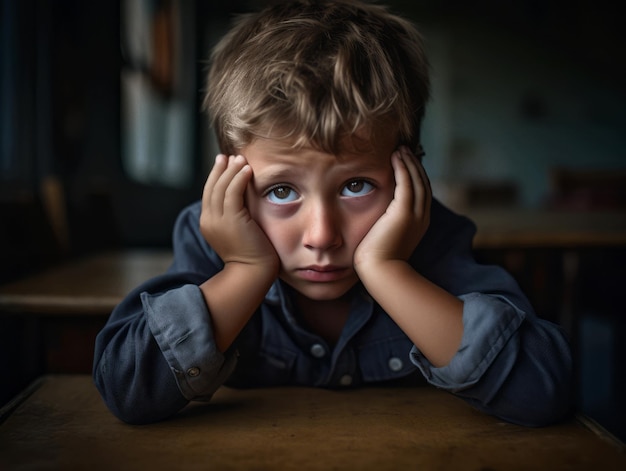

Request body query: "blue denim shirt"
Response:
[93, 199, 573, 425]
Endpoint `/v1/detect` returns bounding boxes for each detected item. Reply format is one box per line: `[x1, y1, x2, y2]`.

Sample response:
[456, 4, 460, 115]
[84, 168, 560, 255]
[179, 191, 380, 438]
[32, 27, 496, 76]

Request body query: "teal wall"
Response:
[415, 17, 625, 207]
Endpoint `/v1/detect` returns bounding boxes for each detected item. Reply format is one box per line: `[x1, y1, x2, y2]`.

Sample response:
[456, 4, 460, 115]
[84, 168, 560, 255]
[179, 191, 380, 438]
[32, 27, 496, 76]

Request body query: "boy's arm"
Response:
[92, 199, 248, 424]
[93, 271, 224, 424]
[355, 150, 573, 425]
[94, 155, 278, 424]
[198, 154, 279, 352]
[355, 146, 464, 367]
[358, 261, 464, 367]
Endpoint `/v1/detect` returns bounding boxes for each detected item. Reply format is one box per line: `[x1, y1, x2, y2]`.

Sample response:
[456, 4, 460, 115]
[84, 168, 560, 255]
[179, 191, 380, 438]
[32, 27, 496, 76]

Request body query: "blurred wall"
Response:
[401, 3, 626, 208]
[421, 22, 625, 208]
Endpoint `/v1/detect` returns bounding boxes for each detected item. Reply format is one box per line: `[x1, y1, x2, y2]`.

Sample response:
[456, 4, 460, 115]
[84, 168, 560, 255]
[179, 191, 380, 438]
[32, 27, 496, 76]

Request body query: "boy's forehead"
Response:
[242, 131, 399, 174]
[342, 122, 400, 153]
[247, 119, 400, 156]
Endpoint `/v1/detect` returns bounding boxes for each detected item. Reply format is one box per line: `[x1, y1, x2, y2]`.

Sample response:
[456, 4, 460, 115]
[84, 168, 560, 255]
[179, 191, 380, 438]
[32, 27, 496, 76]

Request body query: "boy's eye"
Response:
[265, 185, 299, 204]
[341, 180, 374, 197]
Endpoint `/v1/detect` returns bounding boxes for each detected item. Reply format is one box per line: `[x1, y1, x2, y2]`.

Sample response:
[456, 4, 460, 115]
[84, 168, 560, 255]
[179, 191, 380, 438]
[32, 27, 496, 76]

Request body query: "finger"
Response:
[203, 154, 227, 211]
[209, 155, 248, 215]
[391, 146, 420, 215]
[390, 149, 412, 208]
[412, 151, 432, 216]
[204, 154, 227, 197]
[399, 146, 431, 215]
[223, 156, 252, 214]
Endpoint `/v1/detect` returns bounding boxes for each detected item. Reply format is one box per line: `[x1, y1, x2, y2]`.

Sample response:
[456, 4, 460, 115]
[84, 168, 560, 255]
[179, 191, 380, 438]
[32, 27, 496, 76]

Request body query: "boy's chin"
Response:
[283, 279, 358, 302]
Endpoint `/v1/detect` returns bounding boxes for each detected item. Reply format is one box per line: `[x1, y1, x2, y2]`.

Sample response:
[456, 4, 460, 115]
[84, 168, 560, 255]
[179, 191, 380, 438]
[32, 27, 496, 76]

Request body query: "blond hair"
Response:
[204, 0, 430, 155]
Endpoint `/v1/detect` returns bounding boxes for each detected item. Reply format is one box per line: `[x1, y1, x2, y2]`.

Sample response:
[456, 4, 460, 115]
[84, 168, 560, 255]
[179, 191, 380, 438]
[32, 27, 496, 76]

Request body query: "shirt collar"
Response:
[265, 279, 376, 342]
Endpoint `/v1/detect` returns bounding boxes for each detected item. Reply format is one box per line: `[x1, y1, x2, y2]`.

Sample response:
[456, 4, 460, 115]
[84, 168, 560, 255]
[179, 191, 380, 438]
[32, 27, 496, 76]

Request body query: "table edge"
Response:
[0, 294, 118, 315]
[0, 375, 46, 425]
[2, 375, 625, 455]
[576, 413, 626, 451]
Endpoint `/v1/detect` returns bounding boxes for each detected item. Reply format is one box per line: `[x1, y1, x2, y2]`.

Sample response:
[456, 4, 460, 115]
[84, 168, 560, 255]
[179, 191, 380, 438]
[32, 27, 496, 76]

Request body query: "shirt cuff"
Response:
[143, 284, 237, 401]
[410, 293, 526, 390]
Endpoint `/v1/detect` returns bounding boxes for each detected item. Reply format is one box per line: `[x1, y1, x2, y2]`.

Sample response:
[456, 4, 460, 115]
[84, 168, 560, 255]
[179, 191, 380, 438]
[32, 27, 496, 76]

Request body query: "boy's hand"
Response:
[354, 146, 431, 269]
[200, 154, 279, 272]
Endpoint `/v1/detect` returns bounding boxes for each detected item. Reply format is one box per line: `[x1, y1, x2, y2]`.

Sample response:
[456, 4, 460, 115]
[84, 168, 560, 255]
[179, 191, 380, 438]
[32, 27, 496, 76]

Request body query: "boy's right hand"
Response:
[200, 154, 279, 273]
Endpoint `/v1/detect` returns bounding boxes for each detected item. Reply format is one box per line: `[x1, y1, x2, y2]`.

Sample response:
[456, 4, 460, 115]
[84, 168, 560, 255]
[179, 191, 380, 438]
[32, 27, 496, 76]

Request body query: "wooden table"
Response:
[0, 250, 172, 392]
[0, 249, 173, 315]
[466, 208, 626, 249]
[466, 208, 626, 444]
[0, 375, 624, 470]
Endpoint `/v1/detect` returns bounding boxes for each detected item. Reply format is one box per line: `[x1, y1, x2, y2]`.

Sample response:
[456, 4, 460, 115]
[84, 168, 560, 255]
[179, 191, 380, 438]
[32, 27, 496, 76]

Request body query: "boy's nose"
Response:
[302, 202, 342, 251]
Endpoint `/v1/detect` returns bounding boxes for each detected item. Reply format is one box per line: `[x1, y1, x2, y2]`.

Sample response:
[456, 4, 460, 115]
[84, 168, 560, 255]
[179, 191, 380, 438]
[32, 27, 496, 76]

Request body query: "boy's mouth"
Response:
[296, 265, 349, 282]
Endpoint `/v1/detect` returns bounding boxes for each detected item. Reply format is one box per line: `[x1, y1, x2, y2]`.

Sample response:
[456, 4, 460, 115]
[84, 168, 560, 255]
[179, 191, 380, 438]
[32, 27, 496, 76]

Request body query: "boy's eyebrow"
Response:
[251, 165, 304, 185]
[255, 166, 298, 179]
[253, 158, 388, 183]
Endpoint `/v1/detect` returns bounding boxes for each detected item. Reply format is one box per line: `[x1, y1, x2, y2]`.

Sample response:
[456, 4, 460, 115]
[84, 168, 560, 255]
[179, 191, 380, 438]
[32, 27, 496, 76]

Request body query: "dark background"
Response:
[1, 0, 624, 440]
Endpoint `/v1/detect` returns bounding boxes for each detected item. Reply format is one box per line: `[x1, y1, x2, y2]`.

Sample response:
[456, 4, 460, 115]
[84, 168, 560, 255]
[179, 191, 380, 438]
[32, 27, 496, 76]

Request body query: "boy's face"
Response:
[241, 127, 398, 301]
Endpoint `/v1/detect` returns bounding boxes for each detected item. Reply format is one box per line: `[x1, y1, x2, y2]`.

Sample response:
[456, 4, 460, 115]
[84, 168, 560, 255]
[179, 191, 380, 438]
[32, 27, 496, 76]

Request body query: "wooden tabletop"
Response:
[0, 249, 172, 315]
[466, 208, 626, 249]
[0, 375, 624, 470]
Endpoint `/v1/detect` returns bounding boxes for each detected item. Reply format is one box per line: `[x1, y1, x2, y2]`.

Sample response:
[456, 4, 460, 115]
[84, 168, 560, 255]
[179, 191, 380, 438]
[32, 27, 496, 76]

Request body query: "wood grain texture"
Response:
[1, 375, 624, 470]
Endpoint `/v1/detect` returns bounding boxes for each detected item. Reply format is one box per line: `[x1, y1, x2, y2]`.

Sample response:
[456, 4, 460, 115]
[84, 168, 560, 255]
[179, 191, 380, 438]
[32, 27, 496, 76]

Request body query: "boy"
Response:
[94, 0, 573, 425]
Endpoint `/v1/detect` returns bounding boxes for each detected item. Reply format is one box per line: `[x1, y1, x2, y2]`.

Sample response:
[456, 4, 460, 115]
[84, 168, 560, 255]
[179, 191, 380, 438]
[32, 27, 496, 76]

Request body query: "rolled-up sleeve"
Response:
[144, 284, 237, 400]
[410, 293, 525, 389]
[407, 200, 574, 426]
[93, 202, 238, 424]
[409, 291, 573, 426]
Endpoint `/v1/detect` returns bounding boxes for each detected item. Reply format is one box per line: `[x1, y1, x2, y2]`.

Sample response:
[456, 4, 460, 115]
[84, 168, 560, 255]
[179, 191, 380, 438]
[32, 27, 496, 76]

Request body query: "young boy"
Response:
[94, 0, 573, 425]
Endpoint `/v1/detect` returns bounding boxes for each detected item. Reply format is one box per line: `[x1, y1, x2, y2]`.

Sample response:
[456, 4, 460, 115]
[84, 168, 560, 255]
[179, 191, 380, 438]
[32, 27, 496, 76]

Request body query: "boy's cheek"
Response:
[244, 192, 274, 235]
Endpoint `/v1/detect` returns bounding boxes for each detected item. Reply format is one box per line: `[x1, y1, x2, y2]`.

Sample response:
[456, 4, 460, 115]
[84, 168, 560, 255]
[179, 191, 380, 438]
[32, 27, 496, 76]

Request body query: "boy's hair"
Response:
[204, 0, 430, 155]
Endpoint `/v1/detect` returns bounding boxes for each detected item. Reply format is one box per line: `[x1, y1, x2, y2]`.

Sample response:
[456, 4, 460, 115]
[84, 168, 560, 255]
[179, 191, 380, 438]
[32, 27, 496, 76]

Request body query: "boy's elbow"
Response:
[503, 385, 574, 427]
[482, 366, 575, 427]
[467, 384, 573, 427]
[93, 353, 188, 425]
[496, 319, 575, 427]
[463, 349, 575, 427]
[94, 372, 186, 425]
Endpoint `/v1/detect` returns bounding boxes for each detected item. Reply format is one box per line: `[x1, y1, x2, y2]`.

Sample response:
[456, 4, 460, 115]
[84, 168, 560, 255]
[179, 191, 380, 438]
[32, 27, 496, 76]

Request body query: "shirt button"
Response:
[388, 357, 403, 372]
[187, 367, 201, 377]
[310, 343, 326, 358]
[339, 374, 353, 386]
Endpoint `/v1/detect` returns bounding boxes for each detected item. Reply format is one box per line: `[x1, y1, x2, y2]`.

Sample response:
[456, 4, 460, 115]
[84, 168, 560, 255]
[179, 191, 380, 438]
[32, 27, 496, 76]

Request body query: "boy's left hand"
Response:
[354, 145, 431, 268]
